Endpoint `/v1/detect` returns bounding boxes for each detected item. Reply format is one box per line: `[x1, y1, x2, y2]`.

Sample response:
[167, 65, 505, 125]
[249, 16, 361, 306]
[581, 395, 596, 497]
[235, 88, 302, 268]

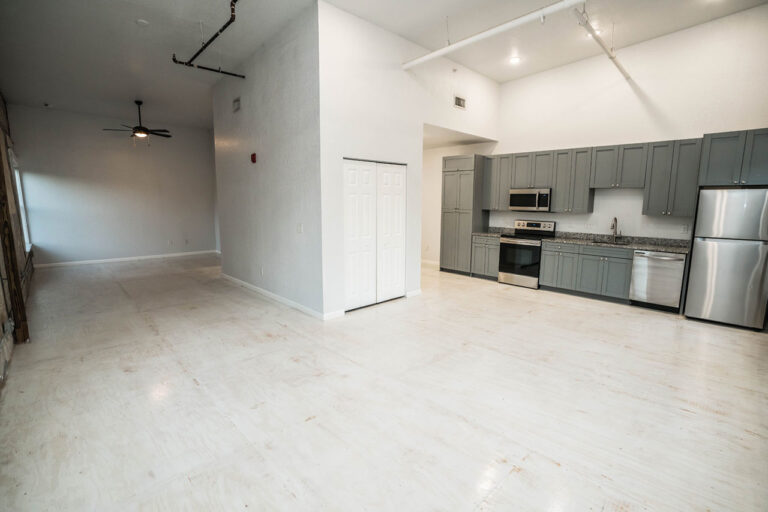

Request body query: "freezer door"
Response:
[685, 238, 768, 329]
[695, 188, 768, 241]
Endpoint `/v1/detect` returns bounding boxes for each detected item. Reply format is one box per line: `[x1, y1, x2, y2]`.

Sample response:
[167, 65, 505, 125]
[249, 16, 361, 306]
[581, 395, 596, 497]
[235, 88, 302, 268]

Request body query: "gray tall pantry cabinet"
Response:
[440, 156, 487, 273]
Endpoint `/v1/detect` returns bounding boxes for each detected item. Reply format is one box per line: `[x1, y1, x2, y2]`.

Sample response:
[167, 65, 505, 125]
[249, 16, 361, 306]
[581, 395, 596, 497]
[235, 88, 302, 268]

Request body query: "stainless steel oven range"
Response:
[498, 220, 556, 288]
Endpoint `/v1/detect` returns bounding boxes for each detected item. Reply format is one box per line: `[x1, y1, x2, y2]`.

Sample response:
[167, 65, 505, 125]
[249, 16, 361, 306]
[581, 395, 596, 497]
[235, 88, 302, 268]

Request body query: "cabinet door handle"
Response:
[741, 180, 746, 184]
[733, 180, 738, 184]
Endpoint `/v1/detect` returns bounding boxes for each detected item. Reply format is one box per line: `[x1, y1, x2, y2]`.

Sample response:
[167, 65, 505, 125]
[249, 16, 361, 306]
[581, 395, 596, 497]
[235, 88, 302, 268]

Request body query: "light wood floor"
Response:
[1, 255, 766, 510]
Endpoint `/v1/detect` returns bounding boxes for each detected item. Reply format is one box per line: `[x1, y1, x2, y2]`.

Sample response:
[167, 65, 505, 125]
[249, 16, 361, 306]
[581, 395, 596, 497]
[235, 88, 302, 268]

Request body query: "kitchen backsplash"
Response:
[489, 189, 694, 240]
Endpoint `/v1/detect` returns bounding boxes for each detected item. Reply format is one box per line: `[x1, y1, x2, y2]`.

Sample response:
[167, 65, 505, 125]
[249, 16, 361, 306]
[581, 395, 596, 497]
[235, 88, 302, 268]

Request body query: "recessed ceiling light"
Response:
[136, 19, 150, 27]
[509, 56, 521, 65]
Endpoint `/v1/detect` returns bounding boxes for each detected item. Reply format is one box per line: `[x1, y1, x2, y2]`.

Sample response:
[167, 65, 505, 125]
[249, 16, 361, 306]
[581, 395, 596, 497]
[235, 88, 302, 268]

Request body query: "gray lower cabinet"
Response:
[470, 235, 500, 278]
[575, 253, 632, 299]
[539, 251, 558, 287]
[540, 248, 578, 290]
[575, 254, 604, 295]
[551, 147, 593, 213]
[542, 242, 633, 300]
[601, 257, 633, 299]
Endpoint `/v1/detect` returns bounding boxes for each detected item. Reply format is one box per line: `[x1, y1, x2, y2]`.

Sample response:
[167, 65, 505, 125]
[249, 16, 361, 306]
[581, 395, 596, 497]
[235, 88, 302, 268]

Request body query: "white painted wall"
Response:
[212, 4, 323, 314]
[422, 142, 497, 265]
[318, 1, 500, 314]
[491, 4, 768, 238]
[8, 104, 217, 264]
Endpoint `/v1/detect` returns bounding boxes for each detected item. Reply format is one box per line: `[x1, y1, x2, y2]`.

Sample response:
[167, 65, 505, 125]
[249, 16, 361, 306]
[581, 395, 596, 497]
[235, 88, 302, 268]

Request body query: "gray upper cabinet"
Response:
[668, 139, 702, 217]
[498, 155, 512, 209]
[444, 155, 475, 171]
[482, 157, 499, 210]
[590, 144, 646, 189]
[532, 151, 554, 188]
[551, 148, 593, 213]
[699, 130, 747, 186]
[551, 150, 572, 213]
[571, 148, 593, 213]
[742, 128, 768, 185]
[590, 145, 619, 188]
[440, 156, 487, 273]
[511, 153, 533, 189]
[617, 143, 648, 188]
[442, 171, 459, 211]
[643, 141, 674, 217]
[644, 139, 701, 218]
[457, 171, 474, 210]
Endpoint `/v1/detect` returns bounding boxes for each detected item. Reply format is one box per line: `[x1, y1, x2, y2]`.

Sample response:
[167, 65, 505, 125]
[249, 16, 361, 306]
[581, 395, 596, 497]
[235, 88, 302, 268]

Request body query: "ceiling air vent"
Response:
[454, 96, 466, 110]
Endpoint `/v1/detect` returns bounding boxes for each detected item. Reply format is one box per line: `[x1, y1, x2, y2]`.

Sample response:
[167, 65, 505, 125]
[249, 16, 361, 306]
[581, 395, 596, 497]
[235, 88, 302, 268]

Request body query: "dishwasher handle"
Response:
[634, 251, 686, 261]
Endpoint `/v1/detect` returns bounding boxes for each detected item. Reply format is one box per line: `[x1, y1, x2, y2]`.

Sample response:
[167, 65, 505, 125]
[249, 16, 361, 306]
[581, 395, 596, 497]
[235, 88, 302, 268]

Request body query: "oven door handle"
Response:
[500, 238, 542, 247]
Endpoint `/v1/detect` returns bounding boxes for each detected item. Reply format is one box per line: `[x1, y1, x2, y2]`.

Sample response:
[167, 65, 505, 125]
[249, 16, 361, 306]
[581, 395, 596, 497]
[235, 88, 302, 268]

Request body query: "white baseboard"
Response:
[221, 273, 343, 320]
[406, 289, 422, 298]
[421, 259, 439, 269]
[35, 250, 220, 268]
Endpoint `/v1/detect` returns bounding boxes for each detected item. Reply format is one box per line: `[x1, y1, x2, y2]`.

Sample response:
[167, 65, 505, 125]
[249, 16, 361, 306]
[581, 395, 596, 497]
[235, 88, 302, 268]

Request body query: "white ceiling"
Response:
[423, 124, 495, 150]
[1, 0, 765, 128]
[0, 0, 313, 128]
[329, 0, 767, 83]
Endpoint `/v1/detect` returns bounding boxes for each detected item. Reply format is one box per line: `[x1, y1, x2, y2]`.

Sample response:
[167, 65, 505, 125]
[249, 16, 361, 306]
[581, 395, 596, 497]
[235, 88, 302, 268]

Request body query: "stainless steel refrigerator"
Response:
[685, 188, 768, 329]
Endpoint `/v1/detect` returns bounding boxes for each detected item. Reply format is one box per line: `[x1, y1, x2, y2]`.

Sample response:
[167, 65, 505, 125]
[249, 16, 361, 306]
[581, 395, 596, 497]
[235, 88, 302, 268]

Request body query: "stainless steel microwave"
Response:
[509, 188, 551, 212]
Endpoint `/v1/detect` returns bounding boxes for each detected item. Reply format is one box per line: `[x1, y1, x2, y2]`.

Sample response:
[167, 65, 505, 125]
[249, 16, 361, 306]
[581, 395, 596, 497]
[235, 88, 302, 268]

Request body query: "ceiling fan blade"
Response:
[147, 128, 170, 132]
[103, 128, 132, 131]
[121, 124, 134, 129]
[148, 131, 172, 138]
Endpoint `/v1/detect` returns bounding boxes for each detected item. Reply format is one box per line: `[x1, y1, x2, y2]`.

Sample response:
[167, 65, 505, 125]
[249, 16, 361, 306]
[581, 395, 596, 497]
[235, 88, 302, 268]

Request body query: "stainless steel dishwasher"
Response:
[629, 250, 687, 310]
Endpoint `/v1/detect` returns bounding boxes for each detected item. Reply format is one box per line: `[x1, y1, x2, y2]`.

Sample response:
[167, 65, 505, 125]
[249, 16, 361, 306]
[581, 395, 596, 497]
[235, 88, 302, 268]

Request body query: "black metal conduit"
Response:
[172, 0, 246, 79]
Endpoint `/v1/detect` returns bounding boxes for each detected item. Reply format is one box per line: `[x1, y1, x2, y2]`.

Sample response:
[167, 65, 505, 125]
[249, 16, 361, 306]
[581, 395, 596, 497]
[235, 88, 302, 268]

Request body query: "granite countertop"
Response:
[547, 237, 690, 254]
[472, 231, 690, 254]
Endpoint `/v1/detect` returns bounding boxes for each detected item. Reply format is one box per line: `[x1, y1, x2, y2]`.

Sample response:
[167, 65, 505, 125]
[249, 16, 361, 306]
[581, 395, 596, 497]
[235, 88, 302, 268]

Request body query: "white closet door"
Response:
[376, 163, 406, 303]
[344, 160, 377, 311]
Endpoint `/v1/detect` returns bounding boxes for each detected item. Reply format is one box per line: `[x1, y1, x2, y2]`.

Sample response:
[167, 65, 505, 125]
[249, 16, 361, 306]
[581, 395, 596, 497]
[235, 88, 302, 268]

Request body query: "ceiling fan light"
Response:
[135, 131, 148, 138]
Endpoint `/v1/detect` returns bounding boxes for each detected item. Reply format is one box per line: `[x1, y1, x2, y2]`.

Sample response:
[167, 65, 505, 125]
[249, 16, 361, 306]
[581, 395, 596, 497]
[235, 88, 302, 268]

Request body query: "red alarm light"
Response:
[250, 153, 257, 163]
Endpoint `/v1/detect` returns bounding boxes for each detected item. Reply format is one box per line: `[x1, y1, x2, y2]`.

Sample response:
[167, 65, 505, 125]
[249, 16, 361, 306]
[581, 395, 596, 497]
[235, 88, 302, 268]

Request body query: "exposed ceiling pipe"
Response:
[172, 0, 245, 79]
[402, 0, 584, 71]
[573, 8, 631, 80]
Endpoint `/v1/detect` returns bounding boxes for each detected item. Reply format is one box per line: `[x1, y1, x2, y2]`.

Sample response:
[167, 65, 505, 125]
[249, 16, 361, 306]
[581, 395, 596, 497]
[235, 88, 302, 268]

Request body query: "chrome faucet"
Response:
[610, 217, 620, 242]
